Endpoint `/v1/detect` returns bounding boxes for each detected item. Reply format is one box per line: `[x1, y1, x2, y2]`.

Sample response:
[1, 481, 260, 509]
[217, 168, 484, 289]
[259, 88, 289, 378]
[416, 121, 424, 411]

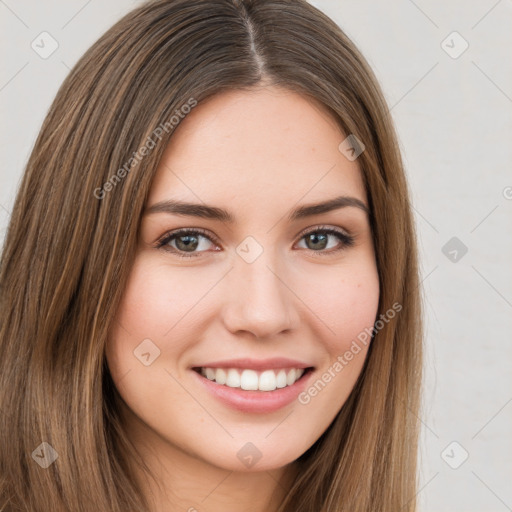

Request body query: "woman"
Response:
[0, 0, 423, 510]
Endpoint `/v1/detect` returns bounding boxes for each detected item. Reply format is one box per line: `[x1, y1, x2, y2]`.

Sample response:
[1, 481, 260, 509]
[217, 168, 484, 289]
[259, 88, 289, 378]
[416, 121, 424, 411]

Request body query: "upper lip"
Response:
[191, 357, 314, 371]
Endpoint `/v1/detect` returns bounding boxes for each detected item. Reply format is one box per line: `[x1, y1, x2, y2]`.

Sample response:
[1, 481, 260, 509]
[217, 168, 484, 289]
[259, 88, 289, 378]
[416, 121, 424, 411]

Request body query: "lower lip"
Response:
[190, 368, 315, 414]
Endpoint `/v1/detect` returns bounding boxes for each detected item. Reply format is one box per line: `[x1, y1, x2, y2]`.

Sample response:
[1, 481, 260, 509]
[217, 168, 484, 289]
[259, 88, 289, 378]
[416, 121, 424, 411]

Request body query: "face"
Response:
[105, 85, 380, 474]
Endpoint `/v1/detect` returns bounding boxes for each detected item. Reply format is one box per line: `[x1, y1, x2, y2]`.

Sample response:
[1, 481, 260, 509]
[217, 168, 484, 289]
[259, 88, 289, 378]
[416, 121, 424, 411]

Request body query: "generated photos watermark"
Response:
[94, 97, 198, 200]
[298, 301, 402, 405]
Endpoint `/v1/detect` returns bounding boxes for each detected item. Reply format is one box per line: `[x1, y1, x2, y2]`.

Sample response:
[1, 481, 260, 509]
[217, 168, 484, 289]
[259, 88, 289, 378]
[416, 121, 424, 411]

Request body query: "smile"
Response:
[190, 363, 315, 414]
[193, 367, 309, 392]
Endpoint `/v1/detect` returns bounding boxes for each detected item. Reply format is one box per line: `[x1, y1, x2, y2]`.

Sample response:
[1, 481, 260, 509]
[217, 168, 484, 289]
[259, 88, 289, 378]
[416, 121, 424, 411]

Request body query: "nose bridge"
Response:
[222, 243, 299, 337]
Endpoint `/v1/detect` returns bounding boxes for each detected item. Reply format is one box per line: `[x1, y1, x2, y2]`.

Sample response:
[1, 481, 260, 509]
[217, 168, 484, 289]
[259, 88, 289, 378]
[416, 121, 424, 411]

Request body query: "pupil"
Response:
[176, 235, 198, 251]
[307, 233, 327, 250]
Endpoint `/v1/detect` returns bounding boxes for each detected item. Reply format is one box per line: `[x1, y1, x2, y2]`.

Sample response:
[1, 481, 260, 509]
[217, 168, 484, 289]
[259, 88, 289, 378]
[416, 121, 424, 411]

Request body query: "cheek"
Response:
[291, 260, 379, 424]
[108, 256, 219, 354]
[293, 258, 380, 354]
[105, 260, 179, 381]
[333, 276, 379, 351]
[105, 258, 213, 417]
[115, 257, 198, 331]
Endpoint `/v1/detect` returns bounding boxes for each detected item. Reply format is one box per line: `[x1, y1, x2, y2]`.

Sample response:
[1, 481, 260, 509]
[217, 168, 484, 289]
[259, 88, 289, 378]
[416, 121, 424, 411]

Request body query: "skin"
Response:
[105, 85, 380, 512]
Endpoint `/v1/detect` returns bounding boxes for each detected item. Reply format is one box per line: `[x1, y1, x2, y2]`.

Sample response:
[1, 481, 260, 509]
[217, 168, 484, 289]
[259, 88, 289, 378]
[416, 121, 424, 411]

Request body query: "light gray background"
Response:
[1, 1, 511, 511]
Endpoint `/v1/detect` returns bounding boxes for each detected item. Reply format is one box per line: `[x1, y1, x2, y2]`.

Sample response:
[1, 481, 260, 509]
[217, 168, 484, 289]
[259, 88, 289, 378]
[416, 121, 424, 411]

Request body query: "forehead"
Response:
[147, 86, 367, 219]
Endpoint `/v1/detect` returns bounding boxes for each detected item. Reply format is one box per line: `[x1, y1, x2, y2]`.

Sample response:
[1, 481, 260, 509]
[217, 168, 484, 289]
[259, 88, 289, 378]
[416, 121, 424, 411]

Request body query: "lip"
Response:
[190, 366, 315, 414]
[190, 357, 312, 371]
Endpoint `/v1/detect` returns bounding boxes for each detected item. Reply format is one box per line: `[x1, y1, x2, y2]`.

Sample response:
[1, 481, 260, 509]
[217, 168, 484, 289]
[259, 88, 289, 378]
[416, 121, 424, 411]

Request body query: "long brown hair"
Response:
[0, 0, 423, 510]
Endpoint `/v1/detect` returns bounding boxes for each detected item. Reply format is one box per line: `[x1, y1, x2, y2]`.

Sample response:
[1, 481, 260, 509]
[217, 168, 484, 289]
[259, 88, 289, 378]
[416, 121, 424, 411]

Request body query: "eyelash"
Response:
[155, 225, 355, 259]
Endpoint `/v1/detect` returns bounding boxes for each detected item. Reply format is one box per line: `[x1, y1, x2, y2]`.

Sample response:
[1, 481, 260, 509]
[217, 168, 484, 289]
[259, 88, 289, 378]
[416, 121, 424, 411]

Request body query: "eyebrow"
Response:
[144, 195, 370, 222]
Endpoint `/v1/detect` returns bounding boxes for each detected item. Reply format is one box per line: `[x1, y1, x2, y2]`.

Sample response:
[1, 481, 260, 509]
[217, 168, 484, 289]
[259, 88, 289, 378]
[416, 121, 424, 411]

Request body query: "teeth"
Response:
[226, 369, 241, 388]
[258, 370, 276, 391]
[215, 368, 227, 385]
[286, 368, 296, 386]
[199, 367, 306, 391]
[240, 369, 259, 390]
[276, 369, 288, 388]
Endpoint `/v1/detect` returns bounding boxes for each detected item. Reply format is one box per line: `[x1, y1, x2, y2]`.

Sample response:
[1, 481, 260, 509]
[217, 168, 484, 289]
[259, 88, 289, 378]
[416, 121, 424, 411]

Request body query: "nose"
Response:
[220, 250, 301, 339]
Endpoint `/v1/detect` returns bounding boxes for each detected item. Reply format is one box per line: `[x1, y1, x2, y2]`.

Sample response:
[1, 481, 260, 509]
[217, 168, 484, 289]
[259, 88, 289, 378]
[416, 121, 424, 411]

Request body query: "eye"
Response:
[155, 228, 219, 258]
[155, 225, 355, 258]
[295, 225, 355, 255]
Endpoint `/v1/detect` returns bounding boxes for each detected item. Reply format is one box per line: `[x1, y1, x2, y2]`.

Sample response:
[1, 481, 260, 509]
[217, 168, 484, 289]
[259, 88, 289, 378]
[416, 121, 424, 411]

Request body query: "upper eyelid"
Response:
[297, 224, 351, 238]
[157, 227, 218, 246]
